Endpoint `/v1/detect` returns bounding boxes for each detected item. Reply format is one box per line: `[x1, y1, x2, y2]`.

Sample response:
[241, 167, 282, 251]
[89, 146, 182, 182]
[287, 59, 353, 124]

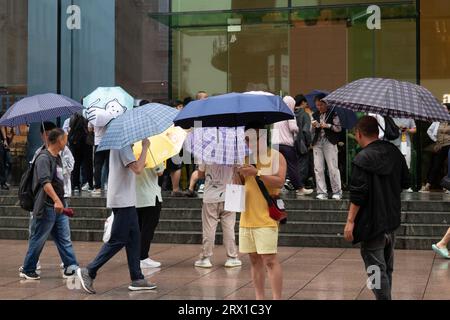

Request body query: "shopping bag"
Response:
[224, 184, 246, 212]
[102, 213, 114, 243]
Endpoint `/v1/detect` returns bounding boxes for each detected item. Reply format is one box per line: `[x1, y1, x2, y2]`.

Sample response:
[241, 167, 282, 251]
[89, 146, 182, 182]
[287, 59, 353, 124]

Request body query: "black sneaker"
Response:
[184, 189, 197, 198]
[1, 184, 9, 190]
[19, 271, 40, 280]
[62, 268, 76, 279]
[76, 268, 96, 294]
[128, 279, 157, 291]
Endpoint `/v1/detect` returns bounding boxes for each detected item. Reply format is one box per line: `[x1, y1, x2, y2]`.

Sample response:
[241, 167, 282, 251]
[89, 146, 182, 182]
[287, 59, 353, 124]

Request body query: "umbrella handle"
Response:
[149, 148, 158, 167]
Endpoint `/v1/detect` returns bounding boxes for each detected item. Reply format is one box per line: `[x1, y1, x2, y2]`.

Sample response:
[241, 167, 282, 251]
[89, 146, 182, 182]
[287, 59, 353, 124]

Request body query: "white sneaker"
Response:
[194, 257, 212, 268]
[140, 258, 161, 269]
[197, 184, 205, 194]
[316, 194, 328, 200]
[419, 185, 431, 193]
[60, 262, 64, 269]
[81, 183, 90, 191]
[19, 261, 41, 273]
[296, 188, 314, 196]
[91, 189, 102, 195]
[446, 190, 450, 194]
[104, 184, 108, 192]
[224, 258, 242, 268]
[405, 188, 414, 193]
[332, 194, 342, 200]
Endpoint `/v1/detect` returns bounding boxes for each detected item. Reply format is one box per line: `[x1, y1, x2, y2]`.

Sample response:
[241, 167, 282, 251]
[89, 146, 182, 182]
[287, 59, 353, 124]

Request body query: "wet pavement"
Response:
[1, 240, 450, 300]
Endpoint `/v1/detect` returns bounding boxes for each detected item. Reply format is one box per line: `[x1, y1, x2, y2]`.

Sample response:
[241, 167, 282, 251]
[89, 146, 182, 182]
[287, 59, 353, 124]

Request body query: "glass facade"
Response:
[2, 0, 450, 186]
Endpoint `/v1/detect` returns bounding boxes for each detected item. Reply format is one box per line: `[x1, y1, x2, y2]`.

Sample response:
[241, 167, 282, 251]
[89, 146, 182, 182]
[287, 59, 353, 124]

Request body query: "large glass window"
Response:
[0, 0, 28, 184]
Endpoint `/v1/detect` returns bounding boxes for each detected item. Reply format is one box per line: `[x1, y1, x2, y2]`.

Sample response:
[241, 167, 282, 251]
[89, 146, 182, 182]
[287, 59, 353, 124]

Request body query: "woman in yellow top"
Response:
[238, 121, 287, 300]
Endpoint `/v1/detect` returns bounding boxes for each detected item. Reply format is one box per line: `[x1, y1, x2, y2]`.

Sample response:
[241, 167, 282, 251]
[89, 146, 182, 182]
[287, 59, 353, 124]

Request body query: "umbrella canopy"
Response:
[83, 86, 134, 127]
[323, 78, 450, 122]
[133, 126, 187, 168]
[184, 127, 249, 165]
[97, 103, 179, 152]
[305, 90, 358, 129]
[0, 93, 83, 126]
[173, 92, 294, 129]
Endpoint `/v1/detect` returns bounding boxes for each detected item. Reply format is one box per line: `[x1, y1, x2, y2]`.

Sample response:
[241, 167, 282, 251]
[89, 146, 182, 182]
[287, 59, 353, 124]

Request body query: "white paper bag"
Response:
[224, 184, 246, 213]
[102, 213, 114, 243]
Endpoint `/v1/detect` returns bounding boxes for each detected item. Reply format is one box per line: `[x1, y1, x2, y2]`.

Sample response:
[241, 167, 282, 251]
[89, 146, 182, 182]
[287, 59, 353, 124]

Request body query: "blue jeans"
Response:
[87, 207, 144, 281]
[23, 206, 78, 273]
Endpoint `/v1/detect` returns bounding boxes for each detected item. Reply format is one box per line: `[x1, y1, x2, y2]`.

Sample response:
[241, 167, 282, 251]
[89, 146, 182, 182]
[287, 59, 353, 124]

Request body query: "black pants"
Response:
[87, 207, 144, 281]
[427, 145, 450, 186]
[137, 199, 162, 260]
[0, 145, 9, 185]
[94, 146, 109, 189]
[360, 232, 395, 300]
[298, 152, 309, 188]
[70, 142, 93, 189]
[277, 144, 303, 189]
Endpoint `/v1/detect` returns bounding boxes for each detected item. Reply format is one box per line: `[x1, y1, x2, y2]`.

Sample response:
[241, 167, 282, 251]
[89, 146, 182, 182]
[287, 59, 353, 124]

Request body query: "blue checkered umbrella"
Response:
[0, 93, 83, 126]
[184, 127, 249, 165]
[97, 103, 179, 151]
[323, 78, 450, 122]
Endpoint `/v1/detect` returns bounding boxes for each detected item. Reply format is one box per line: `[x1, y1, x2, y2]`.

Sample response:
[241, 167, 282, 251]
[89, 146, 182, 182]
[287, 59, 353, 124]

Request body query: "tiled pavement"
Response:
[1, 240, 449, 300]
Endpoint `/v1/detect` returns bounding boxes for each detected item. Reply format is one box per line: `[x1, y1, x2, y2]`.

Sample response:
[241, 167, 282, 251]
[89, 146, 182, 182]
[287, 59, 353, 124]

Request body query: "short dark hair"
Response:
[47, 128, 65, 144]
[40, 121, 57, 134]
[183, 97, 193, 106]
[356, 116, 379, 138]
[314, 93, 328, 102]
[294, 94, 307, 107]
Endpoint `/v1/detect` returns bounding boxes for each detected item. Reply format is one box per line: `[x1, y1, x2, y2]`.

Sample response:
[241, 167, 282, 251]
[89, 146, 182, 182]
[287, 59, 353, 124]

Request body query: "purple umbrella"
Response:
[0, 93, 83, 127]
[184, 127, 249, 165]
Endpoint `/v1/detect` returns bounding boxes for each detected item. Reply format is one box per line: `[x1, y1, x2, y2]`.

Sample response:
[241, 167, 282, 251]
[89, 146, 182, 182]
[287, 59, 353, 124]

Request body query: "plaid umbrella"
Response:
[97, 103, 178, 151]
[323, 78, 450, 122]
[184, 127, 249, 165]
[0, 93, 83, 126]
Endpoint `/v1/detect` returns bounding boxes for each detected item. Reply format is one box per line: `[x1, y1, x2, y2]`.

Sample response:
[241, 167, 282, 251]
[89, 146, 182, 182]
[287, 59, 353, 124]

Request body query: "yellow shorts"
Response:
[239, 227, 279, 255]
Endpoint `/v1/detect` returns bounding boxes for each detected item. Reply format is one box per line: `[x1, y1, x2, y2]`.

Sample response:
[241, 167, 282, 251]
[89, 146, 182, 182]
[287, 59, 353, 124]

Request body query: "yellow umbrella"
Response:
[133, 126, 187, 169]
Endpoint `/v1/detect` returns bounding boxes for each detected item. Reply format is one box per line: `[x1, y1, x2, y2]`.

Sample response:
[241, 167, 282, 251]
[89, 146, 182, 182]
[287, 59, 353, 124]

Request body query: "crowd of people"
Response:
[7, 89, 450, 301]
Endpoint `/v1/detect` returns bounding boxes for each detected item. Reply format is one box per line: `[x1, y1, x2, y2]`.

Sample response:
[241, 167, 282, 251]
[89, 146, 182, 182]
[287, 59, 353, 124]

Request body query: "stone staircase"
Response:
[0, 189, 449, 249]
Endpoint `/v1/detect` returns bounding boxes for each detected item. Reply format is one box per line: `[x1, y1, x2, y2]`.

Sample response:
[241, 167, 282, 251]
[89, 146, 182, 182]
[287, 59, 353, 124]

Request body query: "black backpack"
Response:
[68, 113, 88, 145]
[380, 116, 400, 141]
[18, 151, 44, 211]
[18, 163, 37, 212]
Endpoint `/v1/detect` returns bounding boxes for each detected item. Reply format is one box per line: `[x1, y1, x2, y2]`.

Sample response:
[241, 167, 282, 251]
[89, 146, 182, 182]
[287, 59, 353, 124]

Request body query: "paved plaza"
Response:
[0, 240, 449, 300]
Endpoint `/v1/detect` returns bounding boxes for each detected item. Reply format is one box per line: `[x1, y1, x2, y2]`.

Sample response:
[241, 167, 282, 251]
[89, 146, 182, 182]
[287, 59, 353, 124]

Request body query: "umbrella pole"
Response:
[41, 121, 48, 149]
[149, 149, 158, 167]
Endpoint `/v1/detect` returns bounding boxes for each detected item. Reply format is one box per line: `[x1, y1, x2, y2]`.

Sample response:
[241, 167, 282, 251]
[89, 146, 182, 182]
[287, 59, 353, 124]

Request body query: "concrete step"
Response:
[0, 227, 440, 250]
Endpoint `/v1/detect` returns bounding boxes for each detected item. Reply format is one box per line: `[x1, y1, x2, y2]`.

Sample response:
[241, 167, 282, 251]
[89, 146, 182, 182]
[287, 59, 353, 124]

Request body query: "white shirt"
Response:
[135, 164, 164, 208]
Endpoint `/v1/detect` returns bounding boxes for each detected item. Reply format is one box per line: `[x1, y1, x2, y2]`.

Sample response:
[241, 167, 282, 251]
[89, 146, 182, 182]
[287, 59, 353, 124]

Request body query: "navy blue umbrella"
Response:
[173, 92, 294, 129]
[0, 93, 83, 127]
[305, 90, 358, 129]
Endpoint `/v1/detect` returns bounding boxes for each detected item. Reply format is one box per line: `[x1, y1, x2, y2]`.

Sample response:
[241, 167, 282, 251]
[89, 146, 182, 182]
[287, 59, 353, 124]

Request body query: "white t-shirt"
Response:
[107, 146, 137, 208]
[198, 164, 236, 204]
[88, 122, 107, 146]
[135, 164, 164, 208]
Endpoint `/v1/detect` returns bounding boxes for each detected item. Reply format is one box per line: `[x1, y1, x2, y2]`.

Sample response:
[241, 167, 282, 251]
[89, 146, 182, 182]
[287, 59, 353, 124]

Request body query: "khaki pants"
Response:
[201, 202, 238, 259]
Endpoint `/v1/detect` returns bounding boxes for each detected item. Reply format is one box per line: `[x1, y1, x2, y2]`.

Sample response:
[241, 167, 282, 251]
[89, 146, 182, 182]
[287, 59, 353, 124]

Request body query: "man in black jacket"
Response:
[344, 116, 410, 300]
